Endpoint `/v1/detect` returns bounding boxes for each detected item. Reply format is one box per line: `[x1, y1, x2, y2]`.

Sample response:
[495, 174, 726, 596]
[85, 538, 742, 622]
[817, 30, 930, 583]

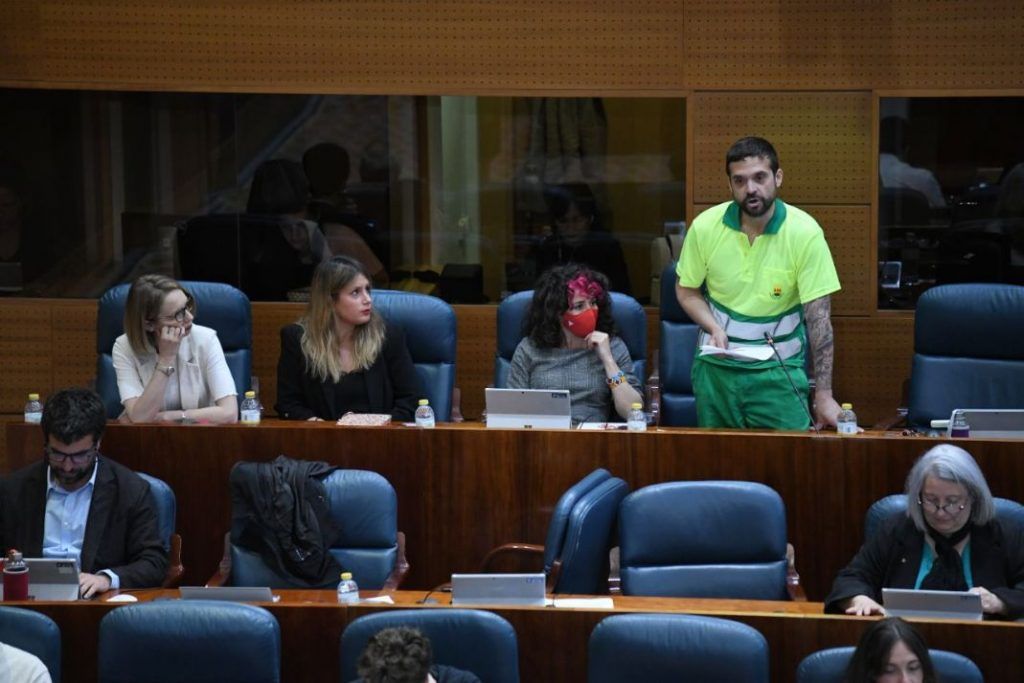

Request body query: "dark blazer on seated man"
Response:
[0, 388, 167, 597]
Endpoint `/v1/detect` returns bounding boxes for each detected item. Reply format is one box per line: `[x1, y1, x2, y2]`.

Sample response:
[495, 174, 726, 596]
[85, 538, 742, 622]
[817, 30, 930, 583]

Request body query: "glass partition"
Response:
[0, 90, 685, 303]
[878, 97, 1024, 309]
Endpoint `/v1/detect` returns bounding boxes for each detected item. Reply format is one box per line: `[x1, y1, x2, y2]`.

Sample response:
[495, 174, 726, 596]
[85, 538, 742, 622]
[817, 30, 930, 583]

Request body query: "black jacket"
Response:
[230, 455, 340, 587]
[825, 514, 1024, 618]
[275, 321, 419, 422]
[0, 457, 167, 588]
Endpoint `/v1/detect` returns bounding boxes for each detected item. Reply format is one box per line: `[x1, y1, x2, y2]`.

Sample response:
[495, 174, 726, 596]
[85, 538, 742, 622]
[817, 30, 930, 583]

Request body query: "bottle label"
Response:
[627, 413, 647, 431]
[241, 409, 260, 425]
[837, 422, 858, 435]
[24, 412, 42, 424]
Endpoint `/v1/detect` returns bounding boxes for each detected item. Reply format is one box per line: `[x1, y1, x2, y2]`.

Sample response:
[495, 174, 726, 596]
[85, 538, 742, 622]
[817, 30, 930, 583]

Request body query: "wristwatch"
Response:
[157, 364, 175, 377]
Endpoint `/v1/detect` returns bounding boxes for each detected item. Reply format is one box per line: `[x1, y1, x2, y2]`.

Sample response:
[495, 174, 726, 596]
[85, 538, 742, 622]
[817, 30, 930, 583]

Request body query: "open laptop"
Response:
[882, 588, 983, 620]
[485, 388, 571, 430]
[947, 409, 1024, 439]
[451, 573, 547, 607]
[0, 558, 82, 601]
[179, 586, 275, 602]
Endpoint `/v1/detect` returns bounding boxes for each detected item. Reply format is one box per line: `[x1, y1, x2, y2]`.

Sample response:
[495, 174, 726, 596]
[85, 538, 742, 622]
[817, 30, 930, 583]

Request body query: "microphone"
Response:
[763, 331, 819, 434]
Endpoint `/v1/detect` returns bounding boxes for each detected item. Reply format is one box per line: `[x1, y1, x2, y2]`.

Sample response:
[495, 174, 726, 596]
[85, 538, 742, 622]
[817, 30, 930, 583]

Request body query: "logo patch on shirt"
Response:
[771, 284, 783, 299]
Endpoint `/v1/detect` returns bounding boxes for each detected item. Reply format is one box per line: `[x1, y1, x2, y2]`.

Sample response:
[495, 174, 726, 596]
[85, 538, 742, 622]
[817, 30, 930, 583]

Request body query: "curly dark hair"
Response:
[356, 627, 432, 683]
[843, 617, 937, 683]
[41, 387, 106, 445]
[525, 263, 616, 349]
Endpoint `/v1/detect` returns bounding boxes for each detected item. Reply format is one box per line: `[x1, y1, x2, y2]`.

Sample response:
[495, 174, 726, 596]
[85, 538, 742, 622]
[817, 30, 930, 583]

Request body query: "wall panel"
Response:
[833, 316, 915, 426]
[683, 1, 1024, 91]
[0, 1, 688, 94]
[691, 92, 872, 205]
[4, 2, 1019, 93]
[0, 301, 53, 411]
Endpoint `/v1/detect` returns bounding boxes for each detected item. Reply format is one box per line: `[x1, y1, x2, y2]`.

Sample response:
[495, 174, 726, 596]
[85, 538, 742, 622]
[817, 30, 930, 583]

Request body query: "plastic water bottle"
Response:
[837, 403, 858, 435]
[336, 572, 359, 604]
[414, 399, 435, 428]
[951, 409, 970, 438]
[645, 363, 661, 427]
[627, 402, 647, 432]
[23, 393, 42, 424]
[240, 391, 261, 425]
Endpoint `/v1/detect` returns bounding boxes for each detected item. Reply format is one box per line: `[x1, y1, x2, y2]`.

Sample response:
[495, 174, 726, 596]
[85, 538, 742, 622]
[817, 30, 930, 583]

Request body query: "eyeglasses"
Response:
[45, 445, 98, 465]
[918, 497, 969, 516]
[152, 297, 195, 324]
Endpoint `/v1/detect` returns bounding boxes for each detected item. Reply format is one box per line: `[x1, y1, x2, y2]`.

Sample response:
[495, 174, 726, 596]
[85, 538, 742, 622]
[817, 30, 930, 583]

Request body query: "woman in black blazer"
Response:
[275, 256, 418, 421]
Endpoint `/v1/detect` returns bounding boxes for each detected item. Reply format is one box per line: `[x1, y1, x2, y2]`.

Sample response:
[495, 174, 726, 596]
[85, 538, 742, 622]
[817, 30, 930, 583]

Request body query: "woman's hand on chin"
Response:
[585, 330, 613, 362]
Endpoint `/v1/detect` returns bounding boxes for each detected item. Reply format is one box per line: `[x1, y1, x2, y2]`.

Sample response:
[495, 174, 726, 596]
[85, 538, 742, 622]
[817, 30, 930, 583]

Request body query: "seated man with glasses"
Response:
[825, 444, 1024, 619]
[0, 388, 167, 598]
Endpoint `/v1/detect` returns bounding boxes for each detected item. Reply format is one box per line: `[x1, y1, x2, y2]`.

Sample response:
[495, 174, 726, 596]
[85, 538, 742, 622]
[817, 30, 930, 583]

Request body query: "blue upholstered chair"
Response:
[480, 468, 630, 594]
[372, 289, 457, 421]
[0, 606, 61, 682]
[658, 263, 699, 426]
[864, 493, 1024, 541]
[95, 280, 252, 418]
[619, 481, 802, 600]
[493, 290, 647, 388]
[588, 613, 769, 683]
[796, 646, 983, 683]
[907, 283, 1024, 429]
[137, 472, 184, 587]
[98, 600, 281, 683]
[211, 469, 408, 590]
[339, 609, 519, 683]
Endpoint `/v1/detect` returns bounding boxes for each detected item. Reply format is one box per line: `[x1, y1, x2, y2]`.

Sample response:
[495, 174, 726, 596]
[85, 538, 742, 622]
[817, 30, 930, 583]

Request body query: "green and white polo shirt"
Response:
[676, 199, 840, 369]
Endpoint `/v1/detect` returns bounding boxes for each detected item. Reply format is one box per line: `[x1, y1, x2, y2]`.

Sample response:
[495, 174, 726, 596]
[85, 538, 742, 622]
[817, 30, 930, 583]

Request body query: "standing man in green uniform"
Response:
[675, 137, 842, 430]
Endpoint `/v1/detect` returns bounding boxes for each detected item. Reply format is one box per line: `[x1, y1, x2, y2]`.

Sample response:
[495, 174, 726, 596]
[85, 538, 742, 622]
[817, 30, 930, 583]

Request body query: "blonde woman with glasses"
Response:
[112, 274, 238, 424]
[275, 256, 418, 422]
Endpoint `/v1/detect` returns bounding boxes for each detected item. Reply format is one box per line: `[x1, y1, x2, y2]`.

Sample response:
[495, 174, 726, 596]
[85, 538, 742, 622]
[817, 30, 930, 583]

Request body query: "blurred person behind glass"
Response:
[113, 274, 238, 424]
[298, 146, 389, 287]
[275, 256, 417, 422]
[825, 444, 1024, 618]
[246, 158, 333, 300]
[844, 617, 936, 683]
[0, 163, 54, 291]
[533, 183, 631, 295]
[507, 263, 641, 424]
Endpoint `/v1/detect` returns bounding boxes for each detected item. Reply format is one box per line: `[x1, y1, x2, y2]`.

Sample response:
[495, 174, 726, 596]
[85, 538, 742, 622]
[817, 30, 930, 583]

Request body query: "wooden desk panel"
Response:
[7, 422, 1024, 601]
[11, 590, 1024, 683]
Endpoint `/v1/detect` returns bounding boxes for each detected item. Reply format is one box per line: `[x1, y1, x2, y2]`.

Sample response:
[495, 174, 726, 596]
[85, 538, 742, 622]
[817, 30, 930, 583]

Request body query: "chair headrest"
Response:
[659, 262, 695, 323]
[371, 290, 456, 363]
[97, 280, 252, 351]
[915, 284, 1024, 358]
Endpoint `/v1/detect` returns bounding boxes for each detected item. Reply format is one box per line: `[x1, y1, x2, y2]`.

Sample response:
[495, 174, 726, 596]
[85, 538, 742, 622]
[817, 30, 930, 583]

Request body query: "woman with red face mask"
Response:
[507, 264, 642, 424]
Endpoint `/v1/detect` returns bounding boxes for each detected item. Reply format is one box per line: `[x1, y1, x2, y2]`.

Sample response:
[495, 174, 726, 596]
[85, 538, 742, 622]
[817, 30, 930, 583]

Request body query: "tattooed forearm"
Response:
[803, 296, 834, 392]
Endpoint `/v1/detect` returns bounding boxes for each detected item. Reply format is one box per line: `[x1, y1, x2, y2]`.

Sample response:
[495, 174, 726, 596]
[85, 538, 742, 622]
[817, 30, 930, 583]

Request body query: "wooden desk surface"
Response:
[10, 589, 1024, 683]
[7, 421, 1024, 600]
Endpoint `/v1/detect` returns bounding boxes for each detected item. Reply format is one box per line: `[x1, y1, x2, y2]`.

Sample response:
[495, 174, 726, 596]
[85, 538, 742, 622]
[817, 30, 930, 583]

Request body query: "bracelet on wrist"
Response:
[605, 371, 627, 387]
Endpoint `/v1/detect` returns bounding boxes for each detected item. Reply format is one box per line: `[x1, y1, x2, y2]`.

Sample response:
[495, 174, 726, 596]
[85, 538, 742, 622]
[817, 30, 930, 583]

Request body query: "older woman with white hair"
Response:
[825, 444, 1024, 618]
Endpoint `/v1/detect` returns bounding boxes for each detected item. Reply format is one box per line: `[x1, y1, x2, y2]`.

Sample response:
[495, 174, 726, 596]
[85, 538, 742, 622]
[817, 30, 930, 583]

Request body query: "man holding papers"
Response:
[675, 137, 842, 430]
